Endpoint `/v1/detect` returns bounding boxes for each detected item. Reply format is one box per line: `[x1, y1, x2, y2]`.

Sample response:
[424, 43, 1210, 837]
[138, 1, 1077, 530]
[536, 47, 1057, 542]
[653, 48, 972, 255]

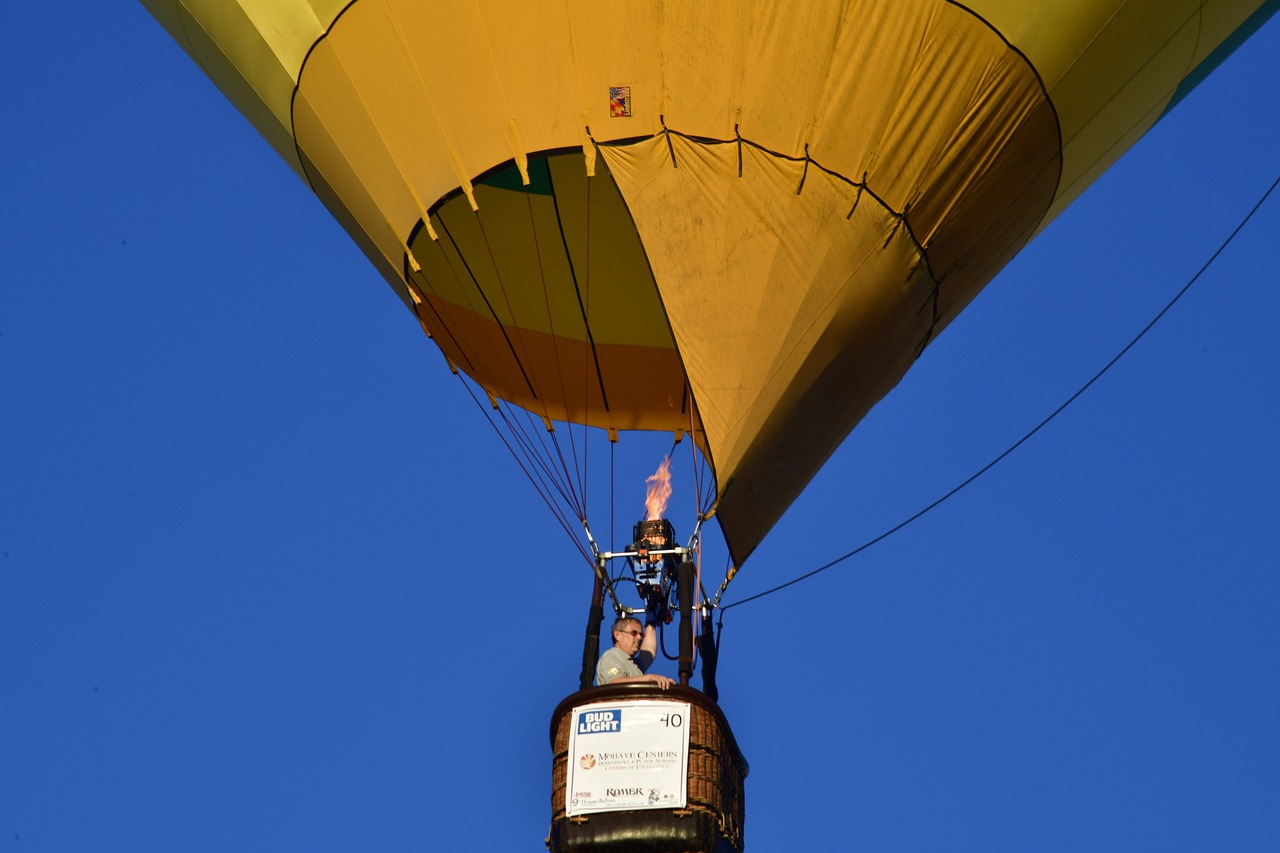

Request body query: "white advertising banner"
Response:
[565, 700, 691, 816]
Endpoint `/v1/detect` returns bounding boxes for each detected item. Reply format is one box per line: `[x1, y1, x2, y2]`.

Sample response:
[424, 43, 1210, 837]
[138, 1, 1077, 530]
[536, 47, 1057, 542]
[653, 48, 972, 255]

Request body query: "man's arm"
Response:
[640, 624, 659, 659]
[605, 672, 675, 689]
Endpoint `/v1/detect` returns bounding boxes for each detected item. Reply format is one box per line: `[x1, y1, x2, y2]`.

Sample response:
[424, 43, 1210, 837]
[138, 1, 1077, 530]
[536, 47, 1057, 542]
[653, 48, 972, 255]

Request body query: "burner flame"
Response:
[644, 456, 673, 521]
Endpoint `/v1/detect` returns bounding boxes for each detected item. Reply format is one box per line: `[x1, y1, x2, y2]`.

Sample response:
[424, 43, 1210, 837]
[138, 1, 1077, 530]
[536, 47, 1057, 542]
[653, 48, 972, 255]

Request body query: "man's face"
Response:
[614, 621, 643, 657]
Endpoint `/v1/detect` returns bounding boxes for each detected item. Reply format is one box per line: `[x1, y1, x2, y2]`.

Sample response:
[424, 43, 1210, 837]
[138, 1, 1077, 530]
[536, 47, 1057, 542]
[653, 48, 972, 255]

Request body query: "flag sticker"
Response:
[610, 86, 631, 117]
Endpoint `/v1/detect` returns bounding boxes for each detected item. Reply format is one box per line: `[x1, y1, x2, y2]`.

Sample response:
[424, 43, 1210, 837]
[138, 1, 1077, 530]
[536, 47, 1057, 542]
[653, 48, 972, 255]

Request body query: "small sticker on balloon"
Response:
[610, 86, 631, 117]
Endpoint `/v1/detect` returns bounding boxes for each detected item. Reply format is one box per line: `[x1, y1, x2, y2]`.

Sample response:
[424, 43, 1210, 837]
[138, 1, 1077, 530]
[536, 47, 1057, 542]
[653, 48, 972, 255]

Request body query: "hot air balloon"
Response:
[138, 2, 1278, 851]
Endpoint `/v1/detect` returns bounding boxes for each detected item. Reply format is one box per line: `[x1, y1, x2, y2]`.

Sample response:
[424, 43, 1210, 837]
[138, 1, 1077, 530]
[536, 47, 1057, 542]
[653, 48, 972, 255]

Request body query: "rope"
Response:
[455, 375, 592, 565]
[722, 169, 1280, 612]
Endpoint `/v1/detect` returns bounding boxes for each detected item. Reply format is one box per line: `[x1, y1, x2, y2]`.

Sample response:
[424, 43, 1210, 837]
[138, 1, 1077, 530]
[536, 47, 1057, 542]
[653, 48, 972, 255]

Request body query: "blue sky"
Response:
[3, 5, 1279, 851]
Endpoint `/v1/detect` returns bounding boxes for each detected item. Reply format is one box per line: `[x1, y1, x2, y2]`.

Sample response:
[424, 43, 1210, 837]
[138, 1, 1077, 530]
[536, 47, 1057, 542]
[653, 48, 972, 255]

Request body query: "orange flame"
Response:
[644, 456, 673, 521]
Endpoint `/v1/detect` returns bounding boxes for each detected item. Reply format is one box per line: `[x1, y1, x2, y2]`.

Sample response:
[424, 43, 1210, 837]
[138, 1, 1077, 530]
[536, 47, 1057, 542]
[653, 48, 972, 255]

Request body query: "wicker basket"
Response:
[548, 684, 747, 853]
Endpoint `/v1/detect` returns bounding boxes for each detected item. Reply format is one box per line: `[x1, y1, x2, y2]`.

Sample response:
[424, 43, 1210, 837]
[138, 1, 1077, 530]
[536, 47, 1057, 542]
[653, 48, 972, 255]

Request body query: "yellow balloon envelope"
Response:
[141, 0, 1277, 564]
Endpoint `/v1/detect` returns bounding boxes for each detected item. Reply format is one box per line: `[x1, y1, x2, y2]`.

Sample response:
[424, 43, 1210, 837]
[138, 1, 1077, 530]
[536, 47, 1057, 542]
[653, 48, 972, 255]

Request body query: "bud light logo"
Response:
[577, 709, 621, 734]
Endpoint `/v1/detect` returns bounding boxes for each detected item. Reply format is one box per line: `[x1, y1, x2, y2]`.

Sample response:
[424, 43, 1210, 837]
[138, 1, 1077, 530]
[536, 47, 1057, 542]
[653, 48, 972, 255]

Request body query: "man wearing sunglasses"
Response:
[596, 615, 675, 689]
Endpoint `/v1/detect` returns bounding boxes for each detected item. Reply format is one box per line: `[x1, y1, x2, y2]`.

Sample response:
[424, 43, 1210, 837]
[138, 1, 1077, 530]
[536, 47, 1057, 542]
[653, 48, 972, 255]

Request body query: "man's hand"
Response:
[646, 673, 675, 690]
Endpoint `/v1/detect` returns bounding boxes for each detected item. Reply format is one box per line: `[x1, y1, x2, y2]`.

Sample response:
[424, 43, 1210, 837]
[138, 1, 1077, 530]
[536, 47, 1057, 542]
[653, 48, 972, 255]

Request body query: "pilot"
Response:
[596, 615, 675, 689]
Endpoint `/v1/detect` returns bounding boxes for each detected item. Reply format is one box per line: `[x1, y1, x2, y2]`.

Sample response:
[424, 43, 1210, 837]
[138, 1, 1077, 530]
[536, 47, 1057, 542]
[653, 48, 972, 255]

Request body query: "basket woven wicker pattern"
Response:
[550, 696, 744, 849]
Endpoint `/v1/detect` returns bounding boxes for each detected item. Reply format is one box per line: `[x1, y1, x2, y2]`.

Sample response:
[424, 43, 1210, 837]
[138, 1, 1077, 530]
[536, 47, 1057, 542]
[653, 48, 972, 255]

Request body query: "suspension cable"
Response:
[455, 377, 592, 564]
[722, 170, 1280, 612]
